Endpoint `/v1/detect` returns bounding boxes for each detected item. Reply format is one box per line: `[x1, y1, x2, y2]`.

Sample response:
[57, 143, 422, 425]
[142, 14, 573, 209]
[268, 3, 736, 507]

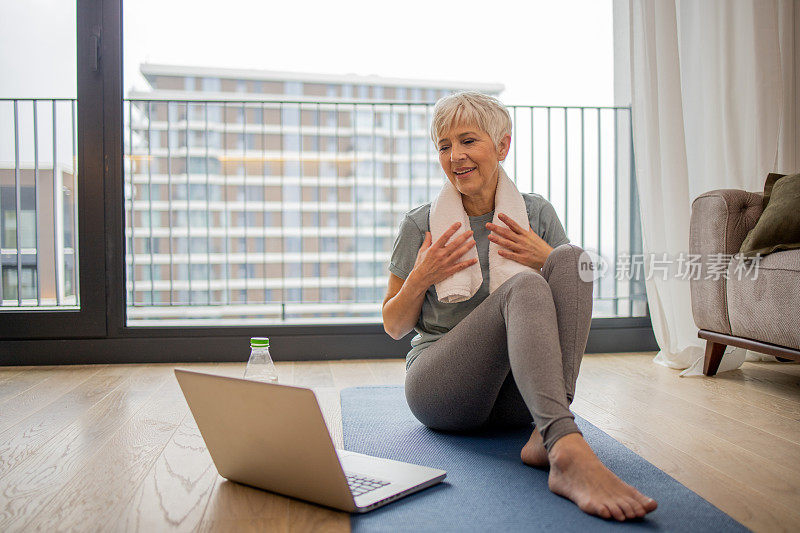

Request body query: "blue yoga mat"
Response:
[341, 386, 746, 532]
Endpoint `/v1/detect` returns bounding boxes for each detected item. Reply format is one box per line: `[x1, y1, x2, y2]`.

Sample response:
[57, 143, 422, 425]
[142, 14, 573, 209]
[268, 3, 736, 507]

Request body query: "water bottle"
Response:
[243, 337, 279, 383]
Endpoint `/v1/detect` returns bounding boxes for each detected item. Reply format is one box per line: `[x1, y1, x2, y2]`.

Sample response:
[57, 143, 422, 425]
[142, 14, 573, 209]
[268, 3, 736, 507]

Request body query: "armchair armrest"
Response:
[689, 189, 763, 334]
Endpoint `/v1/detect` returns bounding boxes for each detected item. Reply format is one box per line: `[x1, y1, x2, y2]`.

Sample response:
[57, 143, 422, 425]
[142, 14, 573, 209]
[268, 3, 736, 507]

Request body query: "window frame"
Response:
[0, 0, 107, 340]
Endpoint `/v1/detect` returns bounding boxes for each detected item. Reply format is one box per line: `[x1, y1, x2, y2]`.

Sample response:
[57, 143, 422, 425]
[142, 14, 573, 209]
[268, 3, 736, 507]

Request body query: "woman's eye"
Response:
[463, 139, 474, 144]
[438, 146, 450, 152]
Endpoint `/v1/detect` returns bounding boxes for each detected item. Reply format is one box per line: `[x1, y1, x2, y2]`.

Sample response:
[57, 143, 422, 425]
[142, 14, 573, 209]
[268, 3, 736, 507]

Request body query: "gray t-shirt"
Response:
[389, 193, 570, 369]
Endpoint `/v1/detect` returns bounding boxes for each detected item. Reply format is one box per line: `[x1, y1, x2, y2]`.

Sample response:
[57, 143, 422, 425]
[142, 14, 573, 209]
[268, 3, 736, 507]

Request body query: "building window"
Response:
[285, 81, 303, 95]
[202, 78, 221, 92]
[281, 106, 300, 126]
[207, 104, 222, 123]
[283, 134, 300, 152]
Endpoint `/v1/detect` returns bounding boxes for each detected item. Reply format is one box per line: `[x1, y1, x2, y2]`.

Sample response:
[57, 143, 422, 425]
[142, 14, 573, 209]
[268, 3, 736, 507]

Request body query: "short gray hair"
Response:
[430, 91, 512, 148]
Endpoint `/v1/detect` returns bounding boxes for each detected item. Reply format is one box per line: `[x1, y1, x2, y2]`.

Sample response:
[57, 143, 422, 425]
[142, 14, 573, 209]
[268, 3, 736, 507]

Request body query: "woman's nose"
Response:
[450, 147, 466, 161]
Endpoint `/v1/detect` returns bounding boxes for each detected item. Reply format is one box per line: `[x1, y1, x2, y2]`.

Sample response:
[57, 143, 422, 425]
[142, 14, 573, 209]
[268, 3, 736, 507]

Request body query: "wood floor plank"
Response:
[0, 369, 25, 388]
[573, 366, 800, 511]
[591, 353, 800, 426]
[198, 474, 292, 531]
[315, 387, 344, 449]
[329, 360, 378, 390]
[571, 396, 800, 533]
[115, 408, 218, 532]
[0, 366, 173, 531]
[724, 364, 800, 400]
[587, 355, 800, 446]
[577, 363, 800, 474]
[0, 365, 103, 434]
[0, 365, 131, 479]
[0, 368, 55, 404]
[368, 359, 406, 385]
[285, 497, 349, 533]
[274, 361, 294, 384]
[749, 361, 800, 378]
[27, 371, 189, 531]
[292, 361, 335, 388]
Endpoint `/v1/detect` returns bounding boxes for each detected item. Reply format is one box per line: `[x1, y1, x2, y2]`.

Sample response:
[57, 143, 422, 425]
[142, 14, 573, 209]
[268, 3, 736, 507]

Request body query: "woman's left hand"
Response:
[487, 213, 554, 270]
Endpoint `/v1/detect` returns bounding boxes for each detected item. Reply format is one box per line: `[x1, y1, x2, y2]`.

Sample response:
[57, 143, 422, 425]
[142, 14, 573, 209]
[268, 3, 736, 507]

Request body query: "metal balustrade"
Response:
[0, 98, 79, 309]
[0, 97, 646, 323]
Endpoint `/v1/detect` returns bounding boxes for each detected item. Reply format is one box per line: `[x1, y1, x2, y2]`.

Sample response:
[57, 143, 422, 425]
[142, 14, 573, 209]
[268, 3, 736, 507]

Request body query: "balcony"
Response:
[1, 96, 646, 325]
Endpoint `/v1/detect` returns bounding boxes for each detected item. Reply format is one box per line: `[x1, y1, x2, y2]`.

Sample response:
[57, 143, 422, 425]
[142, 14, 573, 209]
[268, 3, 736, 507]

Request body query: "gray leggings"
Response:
[405, 244, 594, 452]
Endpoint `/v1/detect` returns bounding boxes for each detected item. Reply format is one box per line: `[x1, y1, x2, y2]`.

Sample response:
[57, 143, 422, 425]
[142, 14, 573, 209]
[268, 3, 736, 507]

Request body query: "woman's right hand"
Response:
[408, 222, 478, 289]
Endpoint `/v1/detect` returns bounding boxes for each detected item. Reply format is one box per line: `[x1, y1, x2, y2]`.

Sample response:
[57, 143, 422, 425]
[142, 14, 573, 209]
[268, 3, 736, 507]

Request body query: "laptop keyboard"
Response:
[345, 473, 390, 497]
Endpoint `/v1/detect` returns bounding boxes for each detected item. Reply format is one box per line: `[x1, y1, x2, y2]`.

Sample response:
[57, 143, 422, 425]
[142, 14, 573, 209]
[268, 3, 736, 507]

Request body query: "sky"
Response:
[1, 0, 617, 168]
[122, 0, 614, 105]
[0, 0, 615, 105]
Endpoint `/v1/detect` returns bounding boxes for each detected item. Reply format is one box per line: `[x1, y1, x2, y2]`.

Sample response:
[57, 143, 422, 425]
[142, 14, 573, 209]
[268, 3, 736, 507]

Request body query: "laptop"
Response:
[174, 368, 446, 513]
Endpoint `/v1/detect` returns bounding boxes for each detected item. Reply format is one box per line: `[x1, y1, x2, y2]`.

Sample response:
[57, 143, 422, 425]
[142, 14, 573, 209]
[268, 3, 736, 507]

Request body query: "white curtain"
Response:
[628, 0, 798, 372]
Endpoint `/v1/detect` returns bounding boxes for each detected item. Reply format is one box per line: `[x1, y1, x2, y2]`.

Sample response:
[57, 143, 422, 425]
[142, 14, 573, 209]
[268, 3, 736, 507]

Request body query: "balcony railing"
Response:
[0, 98, 79, 308]
[0, 97, 646, 324]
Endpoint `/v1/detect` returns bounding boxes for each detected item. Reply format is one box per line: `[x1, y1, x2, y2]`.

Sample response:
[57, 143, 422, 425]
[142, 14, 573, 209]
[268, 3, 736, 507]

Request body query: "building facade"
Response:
[125, 64, 502, 324]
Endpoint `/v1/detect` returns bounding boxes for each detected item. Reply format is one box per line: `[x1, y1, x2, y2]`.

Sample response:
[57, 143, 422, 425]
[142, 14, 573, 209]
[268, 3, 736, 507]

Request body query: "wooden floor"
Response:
[0, 354, 798, 532]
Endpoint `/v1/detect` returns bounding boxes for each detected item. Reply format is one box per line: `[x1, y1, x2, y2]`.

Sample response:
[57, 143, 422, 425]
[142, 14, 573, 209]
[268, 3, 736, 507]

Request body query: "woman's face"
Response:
[437, 124, 510, 198]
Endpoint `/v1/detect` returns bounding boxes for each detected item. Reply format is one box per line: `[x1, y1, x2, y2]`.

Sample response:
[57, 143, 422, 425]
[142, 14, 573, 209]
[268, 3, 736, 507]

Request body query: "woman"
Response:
[381, 92, 657, 521]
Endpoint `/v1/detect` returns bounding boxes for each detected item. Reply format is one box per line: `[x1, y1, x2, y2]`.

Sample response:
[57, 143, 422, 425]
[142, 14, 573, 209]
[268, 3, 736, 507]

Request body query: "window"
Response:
[207, 104, 222, 123]
[281, 106, 300, 126]
[359, 110, 375, 131]
[321, 237, 337, 252]
[283, 211, 301, 227]
[283, 185, 301, 202]
[202, 78, 221, 92]
[285, 81, 303, 95]
[283, 134, 300, 151]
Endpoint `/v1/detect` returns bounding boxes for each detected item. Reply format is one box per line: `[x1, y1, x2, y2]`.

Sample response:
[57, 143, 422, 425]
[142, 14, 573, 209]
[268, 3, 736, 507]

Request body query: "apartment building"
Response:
[125, 64, 503, 324]
[0, 165, 77, 306]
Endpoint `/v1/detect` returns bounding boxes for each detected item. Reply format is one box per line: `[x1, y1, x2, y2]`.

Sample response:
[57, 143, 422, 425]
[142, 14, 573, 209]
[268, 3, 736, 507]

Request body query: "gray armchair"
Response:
[689, 189, 800, 375]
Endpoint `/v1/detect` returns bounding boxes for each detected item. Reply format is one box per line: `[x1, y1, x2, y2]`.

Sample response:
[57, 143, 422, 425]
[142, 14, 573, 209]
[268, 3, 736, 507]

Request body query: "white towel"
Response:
[430, 166, 534, 303]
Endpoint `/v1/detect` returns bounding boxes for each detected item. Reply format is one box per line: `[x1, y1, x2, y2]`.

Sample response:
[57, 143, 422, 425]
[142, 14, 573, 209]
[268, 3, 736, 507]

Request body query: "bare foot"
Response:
[547, 433, 658, 521]
[520, 428, 549, 469]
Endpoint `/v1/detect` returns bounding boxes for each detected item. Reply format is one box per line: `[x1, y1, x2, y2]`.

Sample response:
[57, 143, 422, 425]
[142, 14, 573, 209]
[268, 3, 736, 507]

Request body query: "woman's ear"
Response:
[497, 134, 511, 161]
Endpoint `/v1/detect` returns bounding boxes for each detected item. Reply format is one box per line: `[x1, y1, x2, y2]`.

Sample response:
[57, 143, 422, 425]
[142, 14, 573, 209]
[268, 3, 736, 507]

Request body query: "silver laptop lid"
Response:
[174, 369, 356, 512]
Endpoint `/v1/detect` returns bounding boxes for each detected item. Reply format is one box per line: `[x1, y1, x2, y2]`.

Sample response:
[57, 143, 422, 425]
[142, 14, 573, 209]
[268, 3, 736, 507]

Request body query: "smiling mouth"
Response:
[454, 167, 476, 177]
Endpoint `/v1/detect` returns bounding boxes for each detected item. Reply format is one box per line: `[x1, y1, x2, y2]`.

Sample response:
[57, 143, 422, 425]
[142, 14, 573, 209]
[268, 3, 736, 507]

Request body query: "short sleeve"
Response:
[389, 215, 424, 280]
[538, 201, 570, 248]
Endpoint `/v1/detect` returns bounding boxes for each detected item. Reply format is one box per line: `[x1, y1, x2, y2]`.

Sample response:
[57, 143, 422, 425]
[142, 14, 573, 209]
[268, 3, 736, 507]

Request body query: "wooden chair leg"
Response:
[703, 340, 727, 376]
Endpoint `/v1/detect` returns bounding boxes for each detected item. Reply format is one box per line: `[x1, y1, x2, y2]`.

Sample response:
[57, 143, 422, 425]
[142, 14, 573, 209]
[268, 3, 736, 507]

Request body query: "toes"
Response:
[629, 487, 658, 513]
[608, 502, 627, 522]
[636, 493, 658, 512]
[629, 498, 647, 518]
[595, 503, 612, 520]
[617, 499, 637, 520]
